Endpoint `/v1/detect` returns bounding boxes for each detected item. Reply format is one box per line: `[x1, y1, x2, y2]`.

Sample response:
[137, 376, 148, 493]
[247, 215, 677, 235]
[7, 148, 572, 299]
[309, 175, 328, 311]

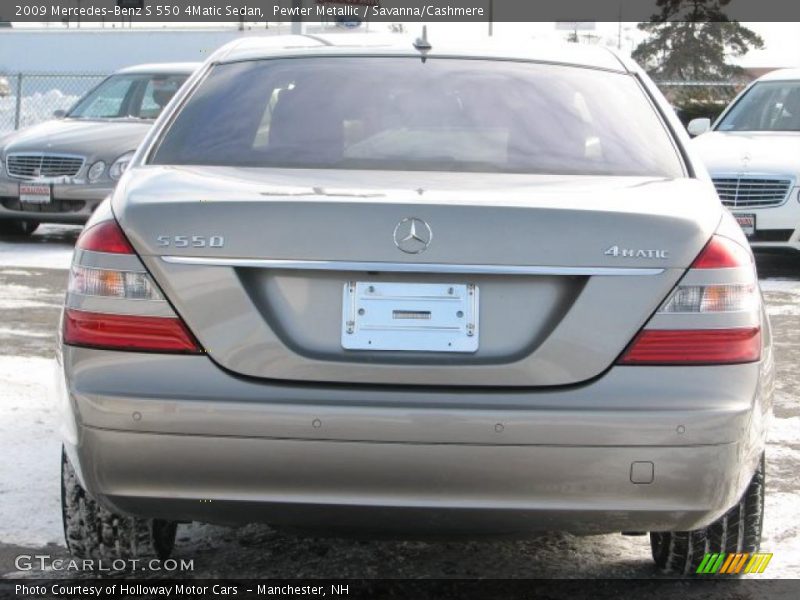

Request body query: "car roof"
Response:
[755, 68, 800, 82]
[116, 62, 201, 76]
[210, 34, 628, 73]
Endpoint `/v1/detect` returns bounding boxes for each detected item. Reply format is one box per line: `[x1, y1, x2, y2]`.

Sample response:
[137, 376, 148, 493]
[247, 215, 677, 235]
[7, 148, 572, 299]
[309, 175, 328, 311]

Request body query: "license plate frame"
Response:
[734, 213, 756, 238]
[341, 281, 479, 353]
[19, 183, 51, 205]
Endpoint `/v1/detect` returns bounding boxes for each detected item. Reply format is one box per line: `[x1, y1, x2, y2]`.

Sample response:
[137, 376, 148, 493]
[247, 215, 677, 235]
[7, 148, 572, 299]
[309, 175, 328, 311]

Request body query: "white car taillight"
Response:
[659, 283, 758, 313]
[619, 234, 762, 366]
[68, 266, 164, 300]
[63, 217, 202, 354]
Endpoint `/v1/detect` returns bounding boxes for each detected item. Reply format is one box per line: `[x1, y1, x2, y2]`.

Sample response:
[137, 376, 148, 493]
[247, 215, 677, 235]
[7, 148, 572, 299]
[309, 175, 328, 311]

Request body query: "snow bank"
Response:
[760, 278, 800, 294]
[0, 90, 80, 134]
[0, 225, 76, 270]
[0, 356, 63, 547]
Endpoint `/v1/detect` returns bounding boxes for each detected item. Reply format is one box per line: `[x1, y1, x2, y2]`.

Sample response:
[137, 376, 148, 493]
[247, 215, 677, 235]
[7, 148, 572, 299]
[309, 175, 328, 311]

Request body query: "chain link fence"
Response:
[0, 73, 106, 135]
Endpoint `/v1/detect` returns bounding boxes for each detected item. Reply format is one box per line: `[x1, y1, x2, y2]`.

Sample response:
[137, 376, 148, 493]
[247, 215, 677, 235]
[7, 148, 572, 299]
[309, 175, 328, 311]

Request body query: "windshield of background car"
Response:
[151, 58, 684, 177]
[68, 73, 188, 120]
[717, 81, 800, 131]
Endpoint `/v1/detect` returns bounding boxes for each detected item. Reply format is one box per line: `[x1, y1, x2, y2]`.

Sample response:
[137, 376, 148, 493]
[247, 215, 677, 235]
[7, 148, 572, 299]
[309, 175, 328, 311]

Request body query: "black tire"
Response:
[0, 219, 39, 236]
[650, 452, 765, 575]
[61, 448, 177, 564]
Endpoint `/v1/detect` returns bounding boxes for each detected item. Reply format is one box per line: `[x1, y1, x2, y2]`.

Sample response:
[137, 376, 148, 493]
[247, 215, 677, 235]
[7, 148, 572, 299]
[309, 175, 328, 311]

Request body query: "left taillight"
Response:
[63, 217, 202, 354]
[618, 234, 762, 366]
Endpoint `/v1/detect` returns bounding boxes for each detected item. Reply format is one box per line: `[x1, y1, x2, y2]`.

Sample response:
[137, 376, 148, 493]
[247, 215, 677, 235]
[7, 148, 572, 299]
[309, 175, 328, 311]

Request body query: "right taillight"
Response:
[619, 328, 761, 366]
[63, 215, 202, 354]
[618, 234, 761, 366]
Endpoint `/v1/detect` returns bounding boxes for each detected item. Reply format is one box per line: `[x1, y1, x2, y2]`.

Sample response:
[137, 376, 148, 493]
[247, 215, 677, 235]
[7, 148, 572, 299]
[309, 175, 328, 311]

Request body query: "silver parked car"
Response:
[0, 63, 198, 237]
[57, 36, 773, 574]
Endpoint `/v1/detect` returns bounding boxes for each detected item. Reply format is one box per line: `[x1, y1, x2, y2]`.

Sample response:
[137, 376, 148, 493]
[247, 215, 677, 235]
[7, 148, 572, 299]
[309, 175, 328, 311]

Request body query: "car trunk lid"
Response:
[116, 166, 720, 387]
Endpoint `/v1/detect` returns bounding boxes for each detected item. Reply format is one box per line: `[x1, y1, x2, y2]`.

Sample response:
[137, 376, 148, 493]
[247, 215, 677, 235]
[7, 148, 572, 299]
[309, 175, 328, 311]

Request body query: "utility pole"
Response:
[488, 0, 494, 36]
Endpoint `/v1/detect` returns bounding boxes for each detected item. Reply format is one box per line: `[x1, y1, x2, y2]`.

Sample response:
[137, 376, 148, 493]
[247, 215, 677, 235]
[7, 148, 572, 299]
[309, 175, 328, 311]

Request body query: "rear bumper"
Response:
[59, 346, 774, 535]
[82, 427, 741, 534]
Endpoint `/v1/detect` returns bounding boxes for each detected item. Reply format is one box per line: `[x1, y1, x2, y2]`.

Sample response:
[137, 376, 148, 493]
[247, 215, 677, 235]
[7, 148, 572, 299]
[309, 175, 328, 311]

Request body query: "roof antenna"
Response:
[413, 25, 432, 57]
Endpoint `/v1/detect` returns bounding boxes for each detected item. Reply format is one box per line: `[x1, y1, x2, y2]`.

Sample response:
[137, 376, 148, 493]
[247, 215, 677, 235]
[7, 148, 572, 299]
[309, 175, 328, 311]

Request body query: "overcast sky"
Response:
[420, 22, 800, 67]
[11, 21, 800, 68]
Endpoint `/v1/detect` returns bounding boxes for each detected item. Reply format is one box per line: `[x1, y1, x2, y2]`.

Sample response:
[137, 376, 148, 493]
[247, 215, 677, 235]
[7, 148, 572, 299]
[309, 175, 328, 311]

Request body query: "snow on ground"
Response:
[0, 226, 77, 270]
[0, 283, 62, 310]
[0, 356, 62, 547]
[760, 279, 800, 294]
[762, 410, 800, 577]
[760, 279, 800, 316]
[0, 243, 73, 270]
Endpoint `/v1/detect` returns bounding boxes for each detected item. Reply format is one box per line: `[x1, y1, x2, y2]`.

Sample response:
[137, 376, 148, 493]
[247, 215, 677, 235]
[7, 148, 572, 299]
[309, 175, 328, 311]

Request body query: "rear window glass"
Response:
[152, 57, 683, 177]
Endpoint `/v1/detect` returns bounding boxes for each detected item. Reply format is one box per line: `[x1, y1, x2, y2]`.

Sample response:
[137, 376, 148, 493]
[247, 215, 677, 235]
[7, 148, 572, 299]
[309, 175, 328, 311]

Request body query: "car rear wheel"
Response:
[650, 452, 765, 574]
[61, 448, 177, 564]
[0, 219, 39, 236]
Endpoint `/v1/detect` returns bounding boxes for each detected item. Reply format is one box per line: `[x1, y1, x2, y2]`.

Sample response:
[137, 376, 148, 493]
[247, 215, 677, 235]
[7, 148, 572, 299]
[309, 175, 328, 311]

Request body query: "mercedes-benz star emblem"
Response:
[393, 217, 432, 254]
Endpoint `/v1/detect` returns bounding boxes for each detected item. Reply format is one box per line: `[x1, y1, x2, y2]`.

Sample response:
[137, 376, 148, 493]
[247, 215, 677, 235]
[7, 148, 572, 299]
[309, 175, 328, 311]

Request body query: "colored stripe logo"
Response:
[696, 552, 773, 574]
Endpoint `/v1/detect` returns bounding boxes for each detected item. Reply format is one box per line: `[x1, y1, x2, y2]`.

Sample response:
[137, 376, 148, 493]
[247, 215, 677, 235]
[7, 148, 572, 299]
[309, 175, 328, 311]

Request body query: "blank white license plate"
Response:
[735, 213, 756, 237]
[19, 183, 51, 204]
[341, 282, 479, 353]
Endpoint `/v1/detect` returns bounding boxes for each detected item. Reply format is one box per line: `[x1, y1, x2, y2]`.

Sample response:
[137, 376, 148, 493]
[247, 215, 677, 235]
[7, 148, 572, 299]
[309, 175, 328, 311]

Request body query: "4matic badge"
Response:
[604, 245, 669, 259]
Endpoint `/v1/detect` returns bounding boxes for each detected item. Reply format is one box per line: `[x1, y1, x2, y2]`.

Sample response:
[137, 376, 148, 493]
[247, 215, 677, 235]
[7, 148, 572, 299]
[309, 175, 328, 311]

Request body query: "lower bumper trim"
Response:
[76, 426, 745, 535]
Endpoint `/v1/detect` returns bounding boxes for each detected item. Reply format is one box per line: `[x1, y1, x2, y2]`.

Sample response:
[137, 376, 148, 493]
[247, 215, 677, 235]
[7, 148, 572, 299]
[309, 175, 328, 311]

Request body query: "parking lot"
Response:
[0, 225, 798, 580]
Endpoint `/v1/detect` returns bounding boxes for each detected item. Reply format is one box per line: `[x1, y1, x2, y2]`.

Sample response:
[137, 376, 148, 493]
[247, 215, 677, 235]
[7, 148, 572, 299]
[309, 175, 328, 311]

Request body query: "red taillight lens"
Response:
[76, 220, 134, 254]
[618, 328, 761, 366]
[692, 235, 752, 269]
[63, 309, 202, 354]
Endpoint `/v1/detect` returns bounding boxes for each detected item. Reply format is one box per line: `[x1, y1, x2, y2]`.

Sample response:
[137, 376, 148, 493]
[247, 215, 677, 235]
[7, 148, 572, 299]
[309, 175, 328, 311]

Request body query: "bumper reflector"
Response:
[64, 309, 202, 354]
[618, 328, 761, 365]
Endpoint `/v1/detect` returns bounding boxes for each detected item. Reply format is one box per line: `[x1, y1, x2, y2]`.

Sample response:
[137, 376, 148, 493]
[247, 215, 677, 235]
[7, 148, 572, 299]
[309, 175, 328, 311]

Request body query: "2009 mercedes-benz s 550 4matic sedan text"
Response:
[56, 35, 773, 574]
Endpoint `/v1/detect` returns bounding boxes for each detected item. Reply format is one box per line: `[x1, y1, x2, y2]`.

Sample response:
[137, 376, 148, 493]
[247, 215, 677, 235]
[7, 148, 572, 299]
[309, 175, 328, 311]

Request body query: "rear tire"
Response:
[650, 453, 765, 574]
[0, 219, 39, 237]
[61, 448, 177, 564]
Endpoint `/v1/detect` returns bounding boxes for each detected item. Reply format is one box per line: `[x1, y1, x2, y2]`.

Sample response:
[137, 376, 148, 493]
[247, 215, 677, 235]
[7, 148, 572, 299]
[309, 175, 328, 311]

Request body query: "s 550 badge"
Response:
[157, 235, 225, 248]
[604, 245, 668, 259]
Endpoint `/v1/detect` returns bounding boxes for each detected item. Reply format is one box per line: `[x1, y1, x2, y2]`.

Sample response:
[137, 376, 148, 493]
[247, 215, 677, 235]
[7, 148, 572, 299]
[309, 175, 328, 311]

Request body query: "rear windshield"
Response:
[152, 57, 683, 177]
[716, 81, 800, 132]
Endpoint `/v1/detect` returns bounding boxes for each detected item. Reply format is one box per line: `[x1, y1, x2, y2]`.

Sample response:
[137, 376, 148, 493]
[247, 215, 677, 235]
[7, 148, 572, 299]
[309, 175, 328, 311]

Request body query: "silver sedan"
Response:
[57, 35, 772, 575]
[0, 62, 197, 237]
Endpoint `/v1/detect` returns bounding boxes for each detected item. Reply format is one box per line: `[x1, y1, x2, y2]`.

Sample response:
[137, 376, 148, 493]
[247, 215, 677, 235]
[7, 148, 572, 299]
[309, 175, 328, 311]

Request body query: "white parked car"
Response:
[691, 69, 800, 251]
